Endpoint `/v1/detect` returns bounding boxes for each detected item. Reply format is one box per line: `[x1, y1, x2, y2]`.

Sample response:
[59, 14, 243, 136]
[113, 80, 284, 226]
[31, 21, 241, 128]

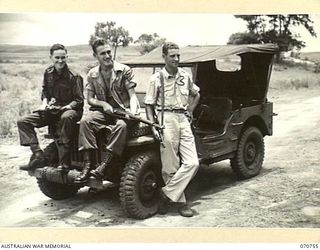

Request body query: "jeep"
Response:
[21, 44, 278, 219]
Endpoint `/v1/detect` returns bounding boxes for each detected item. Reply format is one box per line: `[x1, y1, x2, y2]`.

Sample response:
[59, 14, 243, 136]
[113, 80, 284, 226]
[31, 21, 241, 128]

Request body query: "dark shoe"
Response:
[158, 190, 170, 215]
[90, 150, 113, 180]
[75, 162, 92, 183]
[21, 150, 46, 170]
[178, 203, 194, 217]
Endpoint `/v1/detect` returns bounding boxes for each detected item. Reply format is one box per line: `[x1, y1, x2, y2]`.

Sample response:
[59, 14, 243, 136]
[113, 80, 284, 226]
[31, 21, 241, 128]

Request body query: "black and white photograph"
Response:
[0, 0, 319, 245]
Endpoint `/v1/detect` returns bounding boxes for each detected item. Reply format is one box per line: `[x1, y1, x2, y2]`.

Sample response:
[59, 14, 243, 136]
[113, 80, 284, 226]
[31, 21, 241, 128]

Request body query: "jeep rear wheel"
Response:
[231, 126, 264, 179]
[37, 178, 79, 200]
[119, 150, 162, 219]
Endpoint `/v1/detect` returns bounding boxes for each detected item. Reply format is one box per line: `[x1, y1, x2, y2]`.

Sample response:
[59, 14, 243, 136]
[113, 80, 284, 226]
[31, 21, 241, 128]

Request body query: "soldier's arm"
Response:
[87, 88, 113, 113]
[127, 87, 140, 115]
[86, 75, 113, 113]
[66, 75, 84, 110]
[145, 104, 156, 123]
[188, 92, 200, 114]
[188, 76, 200, 114]
[122, 65, 140, 114]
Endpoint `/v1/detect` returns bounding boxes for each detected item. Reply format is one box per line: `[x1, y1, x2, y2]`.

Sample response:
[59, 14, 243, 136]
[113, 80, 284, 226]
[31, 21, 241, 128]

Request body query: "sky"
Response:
[0, 13, 320, 52]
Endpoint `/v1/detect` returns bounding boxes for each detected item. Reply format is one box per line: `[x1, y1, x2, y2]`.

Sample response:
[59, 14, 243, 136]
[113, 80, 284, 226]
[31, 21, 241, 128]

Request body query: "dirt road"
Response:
[0, 89, 319, 228]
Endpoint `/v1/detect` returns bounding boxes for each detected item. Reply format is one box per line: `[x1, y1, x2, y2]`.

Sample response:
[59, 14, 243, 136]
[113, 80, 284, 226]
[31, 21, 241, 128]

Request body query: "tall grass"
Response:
[270, 63, 320, 90]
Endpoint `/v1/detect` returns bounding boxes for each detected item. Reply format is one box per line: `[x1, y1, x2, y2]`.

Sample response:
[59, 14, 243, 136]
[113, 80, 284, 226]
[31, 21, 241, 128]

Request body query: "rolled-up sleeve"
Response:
[123, 66, 137, 90]
[86, 75, 95, 94]
[68, 75, 84, 110]
[144, 75, 159, 106]
[188, 75, 200, 97]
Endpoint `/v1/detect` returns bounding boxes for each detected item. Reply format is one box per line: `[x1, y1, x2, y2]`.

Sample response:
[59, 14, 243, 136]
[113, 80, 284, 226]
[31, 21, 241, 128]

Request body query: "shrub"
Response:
[290, 79, 309, 89]
[0, 119, 13, 137]
[314, 61, 320, 73]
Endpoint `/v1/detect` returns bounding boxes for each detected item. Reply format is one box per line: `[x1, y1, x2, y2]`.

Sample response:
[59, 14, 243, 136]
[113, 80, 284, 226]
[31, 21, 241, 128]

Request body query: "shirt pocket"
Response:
[164, 82, 175, 97]
[58, 83, 72, 101]
[179, 86, 189, 105]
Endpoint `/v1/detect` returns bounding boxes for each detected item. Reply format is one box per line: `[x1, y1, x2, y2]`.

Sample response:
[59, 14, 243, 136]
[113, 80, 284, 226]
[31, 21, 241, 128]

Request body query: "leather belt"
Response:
[160, 109, 187, 114]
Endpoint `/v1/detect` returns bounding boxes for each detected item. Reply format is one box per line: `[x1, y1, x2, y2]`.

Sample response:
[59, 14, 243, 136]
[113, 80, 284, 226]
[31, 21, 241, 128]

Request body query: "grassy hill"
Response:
[0, 44, 141, 59]
[300, 52, 320, 62]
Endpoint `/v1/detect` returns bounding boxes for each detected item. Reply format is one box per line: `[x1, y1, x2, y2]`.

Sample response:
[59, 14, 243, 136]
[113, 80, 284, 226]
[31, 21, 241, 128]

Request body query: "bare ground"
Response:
[0, 89, 319, 228]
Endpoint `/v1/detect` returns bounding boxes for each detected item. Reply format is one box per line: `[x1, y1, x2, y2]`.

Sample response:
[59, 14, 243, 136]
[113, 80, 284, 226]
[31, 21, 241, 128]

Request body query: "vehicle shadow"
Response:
[186, 161, 273, 209]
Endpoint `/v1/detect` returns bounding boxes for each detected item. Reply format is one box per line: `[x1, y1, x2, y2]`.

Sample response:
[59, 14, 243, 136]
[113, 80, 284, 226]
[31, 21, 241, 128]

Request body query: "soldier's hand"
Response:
[185, 110, 193, 123]
[102, 103, 114, 114]
[38, 103, 48, 111]
[151, 127, 161, 141]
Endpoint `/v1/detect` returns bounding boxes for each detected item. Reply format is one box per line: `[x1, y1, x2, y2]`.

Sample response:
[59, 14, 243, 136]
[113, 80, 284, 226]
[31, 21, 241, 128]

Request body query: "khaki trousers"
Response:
[160, 112, 199, 203]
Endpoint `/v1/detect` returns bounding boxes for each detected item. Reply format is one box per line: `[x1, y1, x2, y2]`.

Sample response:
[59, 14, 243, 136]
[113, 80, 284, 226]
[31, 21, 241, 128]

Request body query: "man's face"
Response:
[163, 48, 180, 69]
[94, 45, 113, 68]
[50, 49, 67, 72]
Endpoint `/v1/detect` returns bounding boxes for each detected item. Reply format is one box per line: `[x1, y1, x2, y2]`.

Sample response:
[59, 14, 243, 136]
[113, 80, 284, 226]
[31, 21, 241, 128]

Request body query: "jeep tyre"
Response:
[119, 150, 162, 219]
[37, 178, 79, 200]
[231, 126, 265, 179]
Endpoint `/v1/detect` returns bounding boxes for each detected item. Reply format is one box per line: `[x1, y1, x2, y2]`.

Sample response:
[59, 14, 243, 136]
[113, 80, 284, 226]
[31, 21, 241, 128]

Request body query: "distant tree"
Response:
[261, 15, 317, 51]
[134, 33, 166, 54]
[89, 21, 133, 59]
[232, 15, 317, 54]
[234, 15, 267, 34]
[227, 32, 260, 45]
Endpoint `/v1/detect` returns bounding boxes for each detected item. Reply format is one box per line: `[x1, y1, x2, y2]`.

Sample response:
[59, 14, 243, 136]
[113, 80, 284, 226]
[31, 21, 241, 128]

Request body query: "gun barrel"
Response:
[102, 108, 164, 130]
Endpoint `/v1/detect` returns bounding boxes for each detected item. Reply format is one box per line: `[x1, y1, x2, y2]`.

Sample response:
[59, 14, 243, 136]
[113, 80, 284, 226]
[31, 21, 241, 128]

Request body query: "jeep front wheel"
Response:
[37, 178, 79, 200]
[231, 126, 265, 179]
[119, 151, 162, 219]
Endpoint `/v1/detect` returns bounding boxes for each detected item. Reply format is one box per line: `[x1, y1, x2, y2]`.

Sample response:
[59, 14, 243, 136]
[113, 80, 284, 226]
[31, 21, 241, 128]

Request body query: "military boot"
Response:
[90, 150, 113, 180]
[57, 144, 71, 171]
[20, 150, 46, 170]
[74, 162, 92, 183]
[74, 150, 93, 184]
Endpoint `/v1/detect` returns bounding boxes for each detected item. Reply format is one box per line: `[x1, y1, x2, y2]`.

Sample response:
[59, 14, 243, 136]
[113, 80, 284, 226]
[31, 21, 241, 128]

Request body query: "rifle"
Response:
[33, 98, 63, 116]
[100, 107, 165, 147]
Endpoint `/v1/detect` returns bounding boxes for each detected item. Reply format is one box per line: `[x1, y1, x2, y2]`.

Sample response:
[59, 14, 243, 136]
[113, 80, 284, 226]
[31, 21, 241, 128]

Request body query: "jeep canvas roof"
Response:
[124, 43, 278, 67]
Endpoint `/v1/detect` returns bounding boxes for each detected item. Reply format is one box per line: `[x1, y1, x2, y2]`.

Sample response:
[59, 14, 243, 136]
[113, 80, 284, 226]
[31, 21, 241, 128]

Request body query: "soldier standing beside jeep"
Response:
[144, 42, 200, 217]
[17, 43, 84, 171]
[75, 38, 140, 184]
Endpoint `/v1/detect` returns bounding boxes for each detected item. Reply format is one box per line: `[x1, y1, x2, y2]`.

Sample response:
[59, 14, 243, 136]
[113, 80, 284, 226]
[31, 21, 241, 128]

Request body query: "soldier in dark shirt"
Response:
[17, 44, 84, 170]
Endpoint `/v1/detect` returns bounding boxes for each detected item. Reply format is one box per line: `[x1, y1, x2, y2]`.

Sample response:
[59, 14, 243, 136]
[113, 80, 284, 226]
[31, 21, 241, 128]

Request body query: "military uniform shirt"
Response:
[41, 65, 84, 110]
[86, 61, 137, 110]
[144, 67, 200, 110]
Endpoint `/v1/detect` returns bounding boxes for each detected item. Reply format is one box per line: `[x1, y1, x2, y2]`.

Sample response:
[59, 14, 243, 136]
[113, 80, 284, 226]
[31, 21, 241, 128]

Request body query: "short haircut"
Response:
[91, 38, 110, 54]
[162, 42, 179, 55]
[50, 44, 67, 55]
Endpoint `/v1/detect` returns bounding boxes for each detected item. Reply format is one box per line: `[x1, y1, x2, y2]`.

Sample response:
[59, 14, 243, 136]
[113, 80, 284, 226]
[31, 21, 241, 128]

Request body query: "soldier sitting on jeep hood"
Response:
[17, 43, 84, 171]
[75, 38, 140, 184]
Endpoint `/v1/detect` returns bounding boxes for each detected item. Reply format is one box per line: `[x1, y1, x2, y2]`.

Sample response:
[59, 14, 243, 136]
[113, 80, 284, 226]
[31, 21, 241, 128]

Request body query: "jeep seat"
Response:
[194, 97, 232, 134]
